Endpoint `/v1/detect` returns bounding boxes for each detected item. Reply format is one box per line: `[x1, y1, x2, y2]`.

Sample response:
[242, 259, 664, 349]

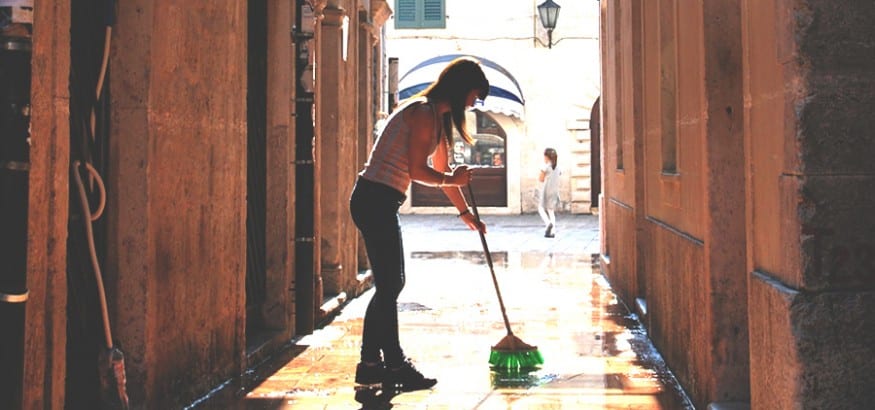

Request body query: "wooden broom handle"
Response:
[467, 184, 513, 335]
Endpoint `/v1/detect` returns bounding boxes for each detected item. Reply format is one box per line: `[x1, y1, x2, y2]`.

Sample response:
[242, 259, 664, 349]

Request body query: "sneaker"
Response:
[544, 223, 554, 238]
[384, 358, 437, 392]
[355, 361, 385, 386]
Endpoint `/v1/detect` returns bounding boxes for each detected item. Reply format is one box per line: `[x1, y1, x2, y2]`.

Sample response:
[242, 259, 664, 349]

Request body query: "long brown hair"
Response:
[544, 148, 558, 170]
[413, 57, 489, 145]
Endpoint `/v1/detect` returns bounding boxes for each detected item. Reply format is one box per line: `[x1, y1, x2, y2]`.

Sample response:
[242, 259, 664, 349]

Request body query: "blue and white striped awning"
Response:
[398, 54, 526, 118]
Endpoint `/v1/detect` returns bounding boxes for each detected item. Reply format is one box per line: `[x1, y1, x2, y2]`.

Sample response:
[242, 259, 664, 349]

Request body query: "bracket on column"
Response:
[0, 290, 29, 303]
[0, 160, 29, 172]
[292, 30, 314, 43]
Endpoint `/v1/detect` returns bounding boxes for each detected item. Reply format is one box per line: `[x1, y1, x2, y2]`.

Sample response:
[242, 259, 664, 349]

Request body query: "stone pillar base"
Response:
[749, 272, 875, 409]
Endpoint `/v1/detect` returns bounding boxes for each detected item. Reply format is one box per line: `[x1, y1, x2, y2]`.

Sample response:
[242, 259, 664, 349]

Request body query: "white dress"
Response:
[539, 165, 560, 210]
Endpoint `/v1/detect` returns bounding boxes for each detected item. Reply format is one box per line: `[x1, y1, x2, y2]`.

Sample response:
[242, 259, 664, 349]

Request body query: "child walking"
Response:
[538, 148, 560, 238]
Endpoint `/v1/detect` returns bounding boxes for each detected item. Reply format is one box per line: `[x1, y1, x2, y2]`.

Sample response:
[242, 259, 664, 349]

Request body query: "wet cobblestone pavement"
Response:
[193, 214, 693, 409]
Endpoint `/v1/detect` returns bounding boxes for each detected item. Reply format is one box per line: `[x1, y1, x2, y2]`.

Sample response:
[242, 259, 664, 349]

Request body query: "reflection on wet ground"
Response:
[193, 251, 693, 409]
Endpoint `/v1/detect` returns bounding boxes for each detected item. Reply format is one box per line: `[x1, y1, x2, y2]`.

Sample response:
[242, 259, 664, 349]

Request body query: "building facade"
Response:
[5, 0, 390, 408]
[385, 0, 602, 215]
[599, 0, 875, 408]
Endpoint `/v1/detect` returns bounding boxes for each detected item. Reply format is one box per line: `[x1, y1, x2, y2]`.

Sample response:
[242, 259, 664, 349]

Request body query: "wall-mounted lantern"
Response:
[537, 0, 561, 49]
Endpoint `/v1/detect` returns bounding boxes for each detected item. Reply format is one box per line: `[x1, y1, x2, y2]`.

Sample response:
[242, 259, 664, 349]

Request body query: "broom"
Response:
[466, 184, 544, 371]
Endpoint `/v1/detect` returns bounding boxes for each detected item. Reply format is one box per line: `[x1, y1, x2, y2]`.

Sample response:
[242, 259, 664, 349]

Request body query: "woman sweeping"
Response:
[349, 57, 489, 392]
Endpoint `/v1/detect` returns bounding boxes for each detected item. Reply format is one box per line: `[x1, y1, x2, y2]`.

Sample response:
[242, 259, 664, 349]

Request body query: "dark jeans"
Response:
[349, 177, 407, 366]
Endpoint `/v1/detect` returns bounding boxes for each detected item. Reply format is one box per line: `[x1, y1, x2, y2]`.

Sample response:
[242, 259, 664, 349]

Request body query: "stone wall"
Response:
[107, 1, 248, 407]
[743, 0, 875, 407]
[600, 0, 750, 407]
[602, 0, 875, 407]
[20, 0, 390, 407]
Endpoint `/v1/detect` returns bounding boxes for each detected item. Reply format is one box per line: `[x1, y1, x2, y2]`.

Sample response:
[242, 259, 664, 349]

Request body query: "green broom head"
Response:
[489, 333, 544, 371]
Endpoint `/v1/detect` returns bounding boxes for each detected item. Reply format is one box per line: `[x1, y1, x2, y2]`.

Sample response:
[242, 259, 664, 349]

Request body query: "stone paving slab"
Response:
[400, 213, 601, 255]
[193, 214, 692, 409]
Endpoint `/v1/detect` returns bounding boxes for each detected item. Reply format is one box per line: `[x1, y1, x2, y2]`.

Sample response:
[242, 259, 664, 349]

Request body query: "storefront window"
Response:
[451, 135, 504, 167]
[450, 112, 505, 168]
[414, 111, 508, 207]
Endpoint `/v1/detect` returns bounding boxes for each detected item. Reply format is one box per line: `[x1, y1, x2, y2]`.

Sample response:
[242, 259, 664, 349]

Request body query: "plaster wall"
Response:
[108, 1, 248, 407]
[386, 0, 601, 214]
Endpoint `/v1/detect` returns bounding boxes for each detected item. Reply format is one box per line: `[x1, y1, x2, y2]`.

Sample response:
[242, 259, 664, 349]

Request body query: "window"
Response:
[660, 0, 678, 174]
[614, 1, 624, 170]
[395, 0, 445, 29]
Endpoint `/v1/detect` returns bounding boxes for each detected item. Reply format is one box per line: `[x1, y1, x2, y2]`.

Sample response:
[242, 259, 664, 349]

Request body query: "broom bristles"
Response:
[489, 334, 544, 370]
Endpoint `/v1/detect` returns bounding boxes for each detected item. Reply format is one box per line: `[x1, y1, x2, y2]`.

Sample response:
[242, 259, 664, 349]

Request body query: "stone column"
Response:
[354, 13, 375, 283]
[702, 0, 749, 405]
[354, 0, 391, 278]
[23, 2, 70, 407]
[317, 5, 348, 297]
[108, 1, 248, 407]
[339, 5, 358, 298]
[261, 0, 295, 334]
[743, 0, 875, 408]
[628, 0, 647, 318]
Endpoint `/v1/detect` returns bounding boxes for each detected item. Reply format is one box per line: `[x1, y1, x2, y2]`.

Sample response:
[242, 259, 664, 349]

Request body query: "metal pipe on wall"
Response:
[0, 1, 33, 406]
[294, 0, 316, 335]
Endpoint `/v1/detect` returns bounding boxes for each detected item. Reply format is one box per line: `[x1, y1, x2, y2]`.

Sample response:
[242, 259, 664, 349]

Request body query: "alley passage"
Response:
[197, 215, 692, 409]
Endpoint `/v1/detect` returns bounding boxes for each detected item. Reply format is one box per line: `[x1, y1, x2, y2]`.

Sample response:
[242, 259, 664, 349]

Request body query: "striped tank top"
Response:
[360, 97, 443, 194]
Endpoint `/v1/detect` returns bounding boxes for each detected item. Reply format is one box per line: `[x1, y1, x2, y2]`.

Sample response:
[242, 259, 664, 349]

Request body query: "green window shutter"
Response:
[395, 0, 418, 29]
[395, 0, 445, 29]
[421, 0, 445, 28]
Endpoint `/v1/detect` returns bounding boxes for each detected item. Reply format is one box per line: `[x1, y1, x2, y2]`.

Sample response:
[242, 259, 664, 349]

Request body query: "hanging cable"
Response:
[71, 160, 111, 348]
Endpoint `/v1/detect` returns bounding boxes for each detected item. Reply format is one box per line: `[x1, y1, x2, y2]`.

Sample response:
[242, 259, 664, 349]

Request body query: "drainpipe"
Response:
[294, 0, 316, 335]
[0, 1, 33, 407]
